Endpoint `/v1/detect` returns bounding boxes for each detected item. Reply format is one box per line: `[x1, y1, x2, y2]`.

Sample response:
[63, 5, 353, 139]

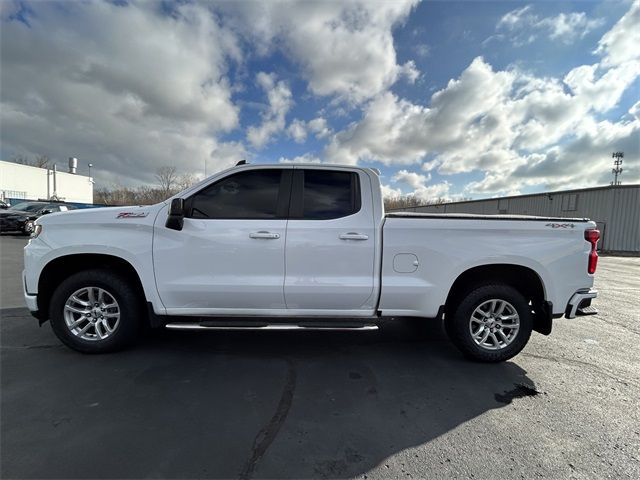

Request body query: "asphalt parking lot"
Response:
[1, 234, 639, 479]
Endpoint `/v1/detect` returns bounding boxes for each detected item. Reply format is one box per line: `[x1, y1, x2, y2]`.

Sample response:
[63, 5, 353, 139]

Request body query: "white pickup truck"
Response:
[23, 163, 600, 361]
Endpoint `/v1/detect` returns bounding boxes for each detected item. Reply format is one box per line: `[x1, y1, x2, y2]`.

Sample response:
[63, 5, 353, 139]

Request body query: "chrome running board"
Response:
[165, 322, 379, 332]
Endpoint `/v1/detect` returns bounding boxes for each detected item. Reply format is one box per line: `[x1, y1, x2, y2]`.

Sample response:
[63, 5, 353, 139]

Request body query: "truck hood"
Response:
[36, 204, 165, 228]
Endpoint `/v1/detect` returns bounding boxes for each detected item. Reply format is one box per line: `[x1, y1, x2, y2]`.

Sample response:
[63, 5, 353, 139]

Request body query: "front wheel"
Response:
[445, 284, 533, 362]
[49, 269, 142, 353]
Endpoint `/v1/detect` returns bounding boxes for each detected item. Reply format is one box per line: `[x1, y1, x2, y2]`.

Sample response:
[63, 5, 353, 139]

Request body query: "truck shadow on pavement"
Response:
[1, 314, 535, 479]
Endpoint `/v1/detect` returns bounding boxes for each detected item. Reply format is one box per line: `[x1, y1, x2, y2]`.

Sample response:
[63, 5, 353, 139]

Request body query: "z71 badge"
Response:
[545, 223, 575, 229]
[116, 212, 149, 219]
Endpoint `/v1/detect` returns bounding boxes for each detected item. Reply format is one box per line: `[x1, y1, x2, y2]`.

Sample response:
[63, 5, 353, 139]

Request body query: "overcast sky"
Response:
[1, 0, 639, 200]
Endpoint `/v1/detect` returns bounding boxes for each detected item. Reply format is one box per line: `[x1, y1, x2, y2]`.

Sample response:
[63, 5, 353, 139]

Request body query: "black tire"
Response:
[49, 269, 142, 353]
[445, 283, 533, 362]
[21, 222, 32, 236]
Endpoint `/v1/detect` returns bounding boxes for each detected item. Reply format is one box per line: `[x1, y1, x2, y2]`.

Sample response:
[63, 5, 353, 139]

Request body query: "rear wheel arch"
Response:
[38, 254, 147, 324]
[446, 283, 534, 362]
[444, 263, 551, 335]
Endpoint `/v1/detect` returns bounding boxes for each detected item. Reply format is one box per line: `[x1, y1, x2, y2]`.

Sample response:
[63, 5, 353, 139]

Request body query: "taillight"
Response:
[584, 229, 600, 274]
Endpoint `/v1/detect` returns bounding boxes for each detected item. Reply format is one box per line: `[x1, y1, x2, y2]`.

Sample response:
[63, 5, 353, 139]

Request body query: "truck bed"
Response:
[380, 212, 596, 318]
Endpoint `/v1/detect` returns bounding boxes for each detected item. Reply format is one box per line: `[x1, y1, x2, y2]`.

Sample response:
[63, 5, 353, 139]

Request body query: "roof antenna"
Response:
[236, 159, 247, 166]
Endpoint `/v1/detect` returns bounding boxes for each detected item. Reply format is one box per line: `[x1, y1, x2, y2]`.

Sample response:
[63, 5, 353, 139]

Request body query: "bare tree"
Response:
[177, 173, 199, 191]
[10, 153, 50, 168]
[96, 168, 196, 206]
[384, 195, 424, 211]
[155, 166, 178, 196]
[10, 154, 30, 165]
[384, 195, 472, 211]
[34, 155, 50, 168]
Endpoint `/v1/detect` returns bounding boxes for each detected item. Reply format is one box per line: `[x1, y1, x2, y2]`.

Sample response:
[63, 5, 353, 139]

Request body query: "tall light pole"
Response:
[611, 152, 623, 186]
[88, 163, 93, 178]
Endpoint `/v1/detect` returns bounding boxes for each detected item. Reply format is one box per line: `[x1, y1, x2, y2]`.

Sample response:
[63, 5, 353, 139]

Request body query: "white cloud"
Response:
[287, 119, 308, 143]
[595, 0, 640, 66]
[0, 1, 242, 186]
[391, 169, 451, 201]
[411, 182, 451, 202]
[541, 12, 604, 41]
[325, 57, 516, 169]
[380, 183, 403, 199]
[392, 169, 431, 189]
[497, 6, 534, 30]
[414, 43, 431, 58]
[326, 0, 640, 195]
[496, 5, 603, 46]
[399, 60, 420, 83]
[221, 0, 420, 103]
[246, 72, 293, 148]
[513, 118, 640, 189]
[307, 117, 332, 139]
[1, 0, 637, 198]
[286, 116, 331, 143]
[278, 153, 322, 164]
[563, 61, 640, 113]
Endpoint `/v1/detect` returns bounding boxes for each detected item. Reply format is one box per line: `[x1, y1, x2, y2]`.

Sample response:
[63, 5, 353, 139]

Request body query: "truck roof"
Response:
[235, 163, 380, 174]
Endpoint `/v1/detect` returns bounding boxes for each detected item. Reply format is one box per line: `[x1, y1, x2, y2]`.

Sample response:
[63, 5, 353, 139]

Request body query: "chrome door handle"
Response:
[249, 231, 280, 239]
[339, 232, 369, 241]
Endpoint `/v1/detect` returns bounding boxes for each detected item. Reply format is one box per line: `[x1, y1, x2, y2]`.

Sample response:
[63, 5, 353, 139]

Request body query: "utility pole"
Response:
[611, 151, 623, 186]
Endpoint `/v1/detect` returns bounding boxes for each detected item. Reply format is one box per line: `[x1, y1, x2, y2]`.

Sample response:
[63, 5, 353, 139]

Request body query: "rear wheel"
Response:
[49, 269, 142, 353]
[445, 283, 533, 362]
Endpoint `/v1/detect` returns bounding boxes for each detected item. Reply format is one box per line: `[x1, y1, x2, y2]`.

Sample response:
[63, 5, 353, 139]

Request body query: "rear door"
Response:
[284, 167, 376, 313]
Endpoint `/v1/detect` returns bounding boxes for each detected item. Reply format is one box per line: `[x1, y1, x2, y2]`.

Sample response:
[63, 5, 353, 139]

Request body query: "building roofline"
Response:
[396, 183, 640, 210]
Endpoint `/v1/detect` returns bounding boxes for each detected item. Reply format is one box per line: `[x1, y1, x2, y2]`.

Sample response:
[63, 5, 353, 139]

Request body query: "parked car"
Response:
[23, 163, 599, 361]
[1, 201, 76, 235]
[0, 199, 10, 209]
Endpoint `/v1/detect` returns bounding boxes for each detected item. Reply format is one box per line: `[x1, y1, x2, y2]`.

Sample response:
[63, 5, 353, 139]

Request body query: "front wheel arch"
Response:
[49, 269, 142, 353]
[38, 254, 147, 325]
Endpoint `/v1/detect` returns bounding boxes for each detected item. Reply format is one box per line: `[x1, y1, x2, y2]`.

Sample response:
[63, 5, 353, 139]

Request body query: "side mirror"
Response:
[40, 209, 54, 215]
[166, 198, 185, 231]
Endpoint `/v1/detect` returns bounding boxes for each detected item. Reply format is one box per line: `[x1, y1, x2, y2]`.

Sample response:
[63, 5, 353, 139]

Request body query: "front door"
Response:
[284, 168, 376, 313]
[153, 167, 292, 314]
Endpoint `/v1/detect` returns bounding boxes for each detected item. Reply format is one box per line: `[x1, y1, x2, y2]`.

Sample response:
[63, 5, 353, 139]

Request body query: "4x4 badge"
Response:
[545, 223, 575, 229]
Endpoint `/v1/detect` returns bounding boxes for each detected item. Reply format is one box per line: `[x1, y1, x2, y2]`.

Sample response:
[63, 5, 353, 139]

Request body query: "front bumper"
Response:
[24, 291, 38, 312]
[565, 289, 598, 319]
[23, 270, 38, 311]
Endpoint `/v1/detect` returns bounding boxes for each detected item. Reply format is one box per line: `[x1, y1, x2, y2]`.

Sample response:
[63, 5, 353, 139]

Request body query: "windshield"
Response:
[10, 202, 47, 213]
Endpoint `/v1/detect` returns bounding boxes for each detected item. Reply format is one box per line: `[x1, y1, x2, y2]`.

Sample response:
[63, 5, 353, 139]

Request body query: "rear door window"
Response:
[292, 170, 361, 220]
